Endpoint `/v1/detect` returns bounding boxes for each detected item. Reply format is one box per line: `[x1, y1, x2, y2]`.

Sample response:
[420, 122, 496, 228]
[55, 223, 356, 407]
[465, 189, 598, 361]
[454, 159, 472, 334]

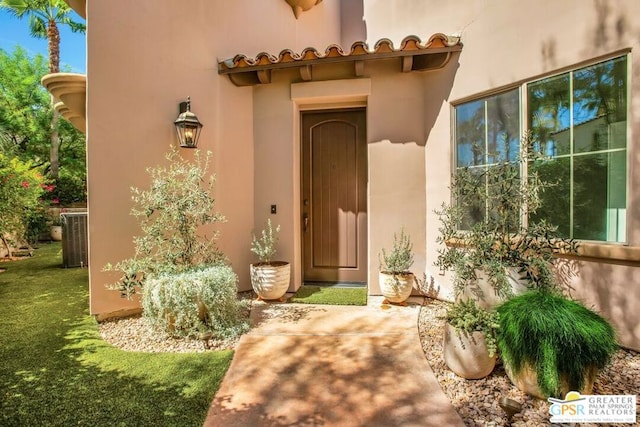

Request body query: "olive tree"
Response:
[104, 147, 226, 298]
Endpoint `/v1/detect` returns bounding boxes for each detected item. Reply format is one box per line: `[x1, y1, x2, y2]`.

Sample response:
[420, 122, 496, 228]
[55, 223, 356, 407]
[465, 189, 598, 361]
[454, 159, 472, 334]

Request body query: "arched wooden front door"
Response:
[301, 109, 367, 284]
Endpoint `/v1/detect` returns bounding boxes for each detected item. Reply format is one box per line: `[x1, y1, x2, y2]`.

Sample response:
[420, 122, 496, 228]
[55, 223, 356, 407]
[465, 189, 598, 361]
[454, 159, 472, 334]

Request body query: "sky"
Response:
[0, 8, 86, 73]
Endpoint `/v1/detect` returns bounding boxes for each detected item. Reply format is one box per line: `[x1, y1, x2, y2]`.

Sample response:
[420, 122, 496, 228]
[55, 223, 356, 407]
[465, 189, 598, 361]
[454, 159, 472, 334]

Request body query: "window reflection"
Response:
[573, 57, 627, 153]
[454, 55, 627, 243]
[487, 90, 519, 163]
[573, 151, 626, 241]
[530, 56, 627, 242]
[528, 74, 570, 157]
[454, 89, 521, 226]
[456, 100, 485, 167]
[530, 158, 571, 237]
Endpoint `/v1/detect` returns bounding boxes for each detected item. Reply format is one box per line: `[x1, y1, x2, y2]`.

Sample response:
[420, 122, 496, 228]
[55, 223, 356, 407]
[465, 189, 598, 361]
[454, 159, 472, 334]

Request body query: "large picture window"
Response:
[453, 55, 628, 243]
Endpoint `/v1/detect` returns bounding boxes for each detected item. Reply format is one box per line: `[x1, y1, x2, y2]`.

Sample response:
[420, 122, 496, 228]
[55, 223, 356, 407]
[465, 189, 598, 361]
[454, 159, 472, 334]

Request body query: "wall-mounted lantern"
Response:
[174, 96, 203, 148]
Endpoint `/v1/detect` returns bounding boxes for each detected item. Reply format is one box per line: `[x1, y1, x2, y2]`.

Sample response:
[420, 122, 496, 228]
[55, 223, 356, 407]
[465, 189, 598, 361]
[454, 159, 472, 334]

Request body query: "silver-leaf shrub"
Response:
[142, 265, 249, 339]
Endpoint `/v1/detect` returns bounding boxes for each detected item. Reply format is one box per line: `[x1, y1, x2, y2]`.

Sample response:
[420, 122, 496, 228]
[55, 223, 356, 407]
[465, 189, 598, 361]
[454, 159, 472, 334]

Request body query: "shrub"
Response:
[53, 170, 86, 205]
[250, 218, 280, 264]
[497, 290, 617, 398]
[379, 228, 414, 274]
[142, 266, 249, 339]
[24, 204, 49, 246]
[0, 154, 44, 256]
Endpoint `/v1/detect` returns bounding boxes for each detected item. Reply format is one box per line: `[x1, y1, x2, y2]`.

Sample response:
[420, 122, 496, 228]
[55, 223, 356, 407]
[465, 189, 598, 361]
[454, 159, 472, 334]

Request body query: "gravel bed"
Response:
[98, 294, 638, 425]
[98, 316, 242, 353]
[98, 292, 254, 353]
[418, 297, 640, 427]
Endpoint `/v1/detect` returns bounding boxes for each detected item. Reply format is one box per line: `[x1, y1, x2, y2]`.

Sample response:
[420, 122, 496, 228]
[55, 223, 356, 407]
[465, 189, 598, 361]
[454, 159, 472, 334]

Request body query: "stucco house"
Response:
[50, 0, 640, 351]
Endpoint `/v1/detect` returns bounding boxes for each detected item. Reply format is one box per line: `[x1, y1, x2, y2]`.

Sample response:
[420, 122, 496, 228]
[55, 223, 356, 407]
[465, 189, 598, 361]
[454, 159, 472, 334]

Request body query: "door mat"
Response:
[289, 285, 367, 306]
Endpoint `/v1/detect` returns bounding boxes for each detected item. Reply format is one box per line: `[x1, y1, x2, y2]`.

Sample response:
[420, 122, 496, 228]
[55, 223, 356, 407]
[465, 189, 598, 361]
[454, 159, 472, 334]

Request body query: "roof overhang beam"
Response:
[218, 34, 462, 87]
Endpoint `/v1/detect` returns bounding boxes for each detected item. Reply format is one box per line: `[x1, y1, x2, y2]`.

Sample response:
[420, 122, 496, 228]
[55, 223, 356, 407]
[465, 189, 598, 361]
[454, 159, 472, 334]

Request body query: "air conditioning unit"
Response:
[61, 212, 88, 268]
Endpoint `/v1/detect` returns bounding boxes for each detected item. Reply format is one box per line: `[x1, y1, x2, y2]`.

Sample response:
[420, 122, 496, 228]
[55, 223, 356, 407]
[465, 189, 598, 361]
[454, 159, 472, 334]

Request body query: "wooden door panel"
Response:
[311, 121, 358, 268]
[302, 109, 367, 283]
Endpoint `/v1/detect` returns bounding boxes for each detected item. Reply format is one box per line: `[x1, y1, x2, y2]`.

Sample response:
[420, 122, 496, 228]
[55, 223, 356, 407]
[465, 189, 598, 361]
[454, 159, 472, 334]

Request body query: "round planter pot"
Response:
[50, 225, 62, 241]
[379, 271, 414, 304]
[443, 323, 496, 379]
[504, 361, 598, 399]
[250, 261, 290, 301]
[458, 267, 528, 309]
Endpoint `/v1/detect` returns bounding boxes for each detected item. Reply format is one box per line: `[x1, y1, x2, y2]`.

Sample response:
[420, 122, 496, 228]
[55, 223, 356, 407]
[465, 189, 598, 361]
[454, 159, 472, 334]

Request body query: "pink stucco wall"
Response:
[87, 0, 640, 349]
[87, 0, 342, 317]
[364, 0, 640, 349]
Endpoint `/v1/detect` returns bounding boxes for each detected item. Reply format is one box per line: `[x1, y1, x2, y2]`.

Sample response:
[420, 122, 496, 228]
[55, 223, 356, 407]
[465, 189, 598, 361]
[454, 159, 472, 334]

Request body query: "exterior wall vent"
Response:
[61, 212, 88, 268]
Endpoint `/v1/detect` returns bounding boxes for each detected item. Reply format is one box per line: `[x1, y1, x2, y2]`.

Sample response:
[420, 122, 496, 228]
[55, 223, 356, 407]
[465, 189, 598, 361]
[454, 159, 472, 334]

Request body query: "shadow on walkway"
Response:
[204, 296, 463, 427]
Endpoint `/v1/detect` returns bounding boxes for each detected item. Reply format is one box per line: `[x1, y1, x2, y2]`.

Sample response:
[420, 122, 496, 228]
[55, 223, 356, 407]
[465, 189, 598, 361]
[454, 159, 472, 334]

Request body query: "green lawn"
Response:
[290, 285, 367, 305]
[0, 243, 233, 426]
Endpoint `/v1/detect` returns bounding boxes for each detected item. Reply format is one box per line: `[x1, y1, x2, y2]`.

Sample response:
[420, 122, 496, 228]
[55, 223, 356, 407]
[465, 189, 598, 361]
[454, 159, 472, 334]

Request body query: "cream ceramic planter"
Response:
[50, 225, 63, 241]
[458, 267, 529, 309]
[379, 272, 414, 304]
[504, 361, 598, 399]
[250, 262, 290, 301]
[443, 323, 496, 379]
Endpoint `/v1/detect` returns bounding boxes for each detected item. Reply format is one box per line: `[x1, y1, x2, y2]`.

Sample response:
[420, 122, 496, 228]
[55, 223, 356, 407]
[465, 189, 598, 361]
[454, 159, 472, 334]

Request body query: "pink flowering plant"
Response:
[38, 171, 86, 206]
[0, 153, 45, 257]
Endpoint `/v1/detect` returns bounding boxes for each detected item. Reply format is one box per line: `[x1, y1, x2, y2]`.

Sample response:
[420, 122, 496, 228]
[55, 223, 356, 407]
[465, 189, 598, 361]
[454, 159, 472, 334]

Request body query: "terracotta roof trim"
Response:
[219, 33, 462, 73]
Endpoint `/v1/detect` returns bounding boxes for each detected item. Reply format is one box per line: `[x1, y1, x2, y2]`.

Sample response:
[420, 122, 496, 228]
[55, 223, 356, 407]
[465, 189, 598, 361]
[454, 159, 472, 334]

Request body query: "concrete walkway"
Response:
[204, 296, 464, 427]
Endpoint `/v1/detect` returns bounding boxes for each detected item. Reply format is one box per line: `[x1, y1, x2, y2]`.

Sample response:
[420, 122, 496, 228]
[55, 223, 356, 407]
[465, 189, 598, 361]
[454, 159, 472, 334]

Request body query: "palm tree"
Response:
[0, 0, 85, 179]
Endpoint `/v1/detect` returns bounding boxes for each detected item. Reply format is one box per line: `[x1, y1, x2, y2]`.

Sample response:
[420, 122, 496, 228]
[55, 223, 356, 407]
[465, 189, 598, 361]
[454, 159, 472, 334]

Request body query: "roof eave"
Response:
[218, 34, 463, 87]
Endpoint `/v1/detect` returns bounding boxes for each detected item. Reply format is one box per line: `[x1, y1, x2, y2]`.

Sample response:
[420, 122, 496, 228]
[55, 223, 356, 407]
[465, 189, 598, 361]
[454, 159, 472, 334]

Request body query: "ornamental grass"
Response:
[496, 290, 617, 398]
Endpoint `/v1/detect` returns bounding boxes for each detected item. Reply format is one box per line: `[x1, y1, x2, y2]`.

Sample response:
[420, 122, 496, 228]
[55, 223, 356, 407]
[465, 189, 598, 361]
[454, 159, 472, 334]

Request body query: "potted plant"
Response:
[250, 218, 290, 301]
[443, 299, 500, 379]
[50, 215, 62, 241]
[379, 228, 415, 305]
[435, 134, 579, 308]
[496, 290, 617, 399]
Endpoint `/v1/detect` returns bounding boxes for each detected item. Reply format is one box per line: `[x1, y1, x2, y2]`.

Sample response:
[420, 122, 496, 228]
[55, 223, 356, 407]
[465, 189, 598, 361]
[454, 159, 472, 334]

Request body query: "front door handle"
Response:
[303, 213, 309, 232]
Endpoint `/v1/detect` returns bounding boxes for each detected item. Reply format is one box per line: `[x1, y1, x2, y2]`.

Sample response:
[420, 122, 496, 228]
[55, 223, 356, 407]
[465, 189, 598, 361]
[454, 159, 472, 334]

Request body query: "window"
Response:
[453, 55, 628, 243]
[455, 89, 520, 228]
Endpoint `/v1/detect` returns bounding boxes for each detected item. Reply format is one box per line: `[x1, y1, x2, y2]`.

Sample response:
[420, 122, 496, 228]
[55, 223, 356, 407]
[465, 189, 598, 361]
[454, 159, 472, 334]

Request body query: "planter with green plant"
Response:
[250, 218, 290, 301]
[50, 215, 62, 241]
[443, 298, 500, 379]
[379, 229, 415, 305]
[435, 134, 579, 309]
[496, 290, 617, 399]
